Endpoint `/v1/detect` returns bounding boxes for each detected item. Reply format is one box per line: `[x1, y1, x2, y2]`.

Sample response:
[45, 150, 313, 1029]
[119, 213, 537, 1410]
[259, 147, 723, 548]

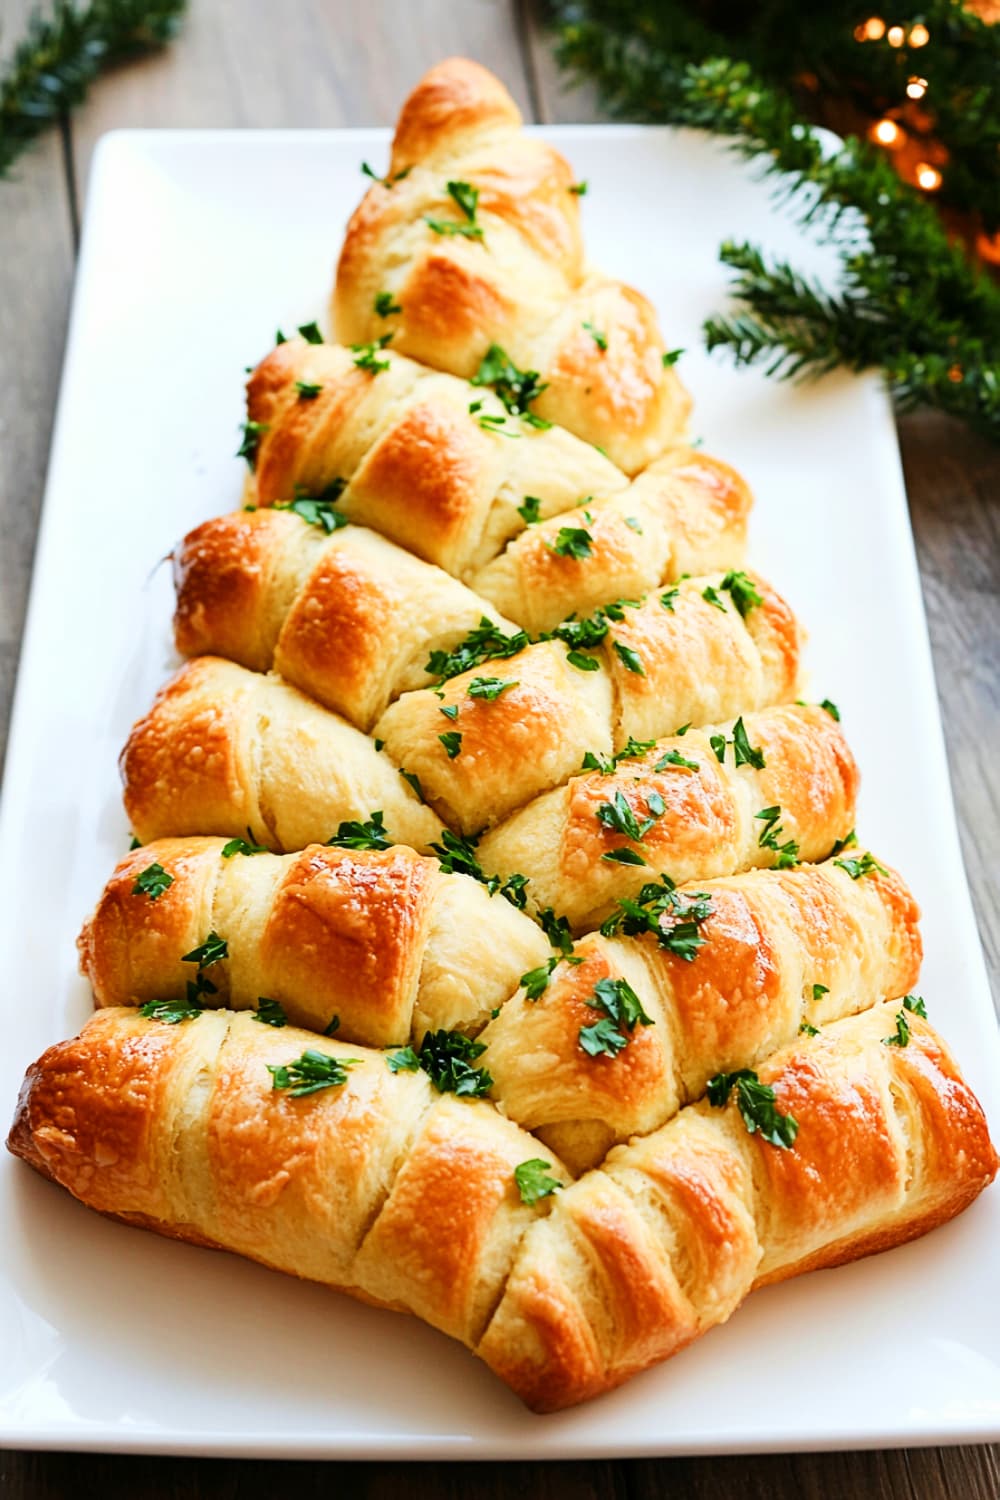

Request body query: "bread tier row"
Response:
[11, 1003, 996, 1410]
[81, 836, 919, 1172]
[331, 58, 690, 474]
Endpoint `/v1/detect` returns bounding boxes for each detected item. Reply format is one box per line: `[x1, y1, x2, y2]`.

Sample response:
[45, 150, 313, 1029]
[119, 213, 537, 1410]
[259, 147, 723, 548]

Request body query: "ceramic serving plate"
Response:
[1, 125, 998, 1458]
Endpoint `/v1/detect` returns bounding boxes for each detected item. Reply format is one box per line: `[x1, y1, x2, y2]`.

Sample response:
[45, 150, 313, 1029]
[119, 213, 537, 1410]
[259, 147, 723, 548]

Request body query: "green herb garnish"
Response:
[374, 291, 402, 317]
[439, 730, 463, 758]
[514, 1159, 562, 1205]
[719, 570, 763, 618]
[326, 812, 392, 851]
[547, 525, 593, 560]
[834, 851, 888, 880]
[267, 1048, 359, 1097]
[518, 495, 542, 524]
[221, 830, 269, 857]
[583, 320, 608, 351]
[132, 863, 173, 901]
[471, 345, 551, 429]
[254, 998, 287, 1028]
[707, 1069, 798, 1148]
[467, 676, 519, 701]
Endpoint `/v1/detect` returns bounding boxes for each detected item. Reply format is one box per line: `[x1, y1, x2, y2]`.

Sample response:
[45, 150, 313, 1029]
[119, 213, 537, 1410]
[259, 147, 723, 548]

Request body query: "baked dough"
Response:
[470, 448, 752, 634]
[476, 703, 858, 931]
[246, 337, 626, 576]
[173, 509, 518, 730]
[78, 837, 548, 1046]
[9, 1003, 994, 1411]
[480, 852, 923, 1172]
[121, 657, 443, 852]
[331, 58, 691, 472]
[374, 570, 803, 834]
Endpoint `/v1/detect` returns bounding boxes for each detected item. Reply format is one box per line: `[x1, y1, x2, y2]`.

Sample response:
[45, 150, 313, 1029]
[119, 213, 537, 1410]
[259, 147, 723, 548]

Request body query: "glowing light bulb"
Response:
[909, 23, 930, 45]
[906, 77, 928, 99]
[915, 163, 942, 190]
[887, 24, 905, 45]
[865, 16, 887, 38]
[872, 118, 903, 146]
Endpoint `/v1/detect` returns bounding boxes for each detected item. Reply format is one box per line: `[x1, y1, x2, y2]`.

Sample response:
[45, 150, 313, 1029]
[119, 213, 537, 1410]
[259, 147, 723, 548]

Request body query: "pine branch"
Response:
[0, 0, 187, 177]
[544, 2, 1000, 441]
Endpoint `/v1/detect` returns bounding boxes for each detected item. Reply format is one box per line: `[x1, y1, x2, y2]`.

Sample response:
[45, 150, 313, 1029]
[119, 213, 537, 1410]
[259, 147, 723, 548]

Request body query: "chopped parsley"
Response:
[613, 640, 645, 676]
[520, 956, 559, 1000]
[254, 998, 287, 1028]
[374, 291, 402, 317]
[438, 730, 463, 758]
[221, 830, 269, 857]
[324, 1016, 340, 1036]
[596, 789, 663, 843]
[425, 181, 483, 240]
[662, 348, 684, 366]
[518, 495, 542, 524]
[294, 380, 322, 400]
[129, 835, 142, 850]
[702, 585, 727, 611]
[624, 516, 643, 533]
[834, 852, 888, 880]
[883, 994, 928, 1048]
[547, 525, 594, 560]
[471, 345, 551, 429]
[719, 570, 763, 618]
[602, 847, 647, 866]
[361, 161, 412, 188]
[514, 1159, 562, 1205]
[567, 650, 600, 672]
[710, 717, 766, 770]
[600, 875, 712, 962]
[391, 1029, 493, 1097]
[583, 320, 607, 351]
[236, 419, 268, 468]
[429, 830, 528, 908]
[537, 906, 576, 959]
[350, 335, 393, 375]
[139, 997, 203, 1024]
[659, 587, 679, 612]
[267, 1049, 359, 1097]
[399, 769, 425, 803]
[425, 617, 529, 683]
[799, 1021, 820, 1037]
[653, 748, 699, 772]
[297, 321, 324, 344]
[830, 829, 858, 857]
[569, 180, 588, 195]
[812, 983, 830, 1001]
[131, 863, 173, 901]
[755, 806, 800, 869]
[274, 495, 348, 534]
[467, 675, 519, 701]
[326, 812, 392, 851]
[182, 931, 228, 970]
[706, 1069, 799, 1149]
[820, 698, 841, 721]
[579, 975, 653, 1058]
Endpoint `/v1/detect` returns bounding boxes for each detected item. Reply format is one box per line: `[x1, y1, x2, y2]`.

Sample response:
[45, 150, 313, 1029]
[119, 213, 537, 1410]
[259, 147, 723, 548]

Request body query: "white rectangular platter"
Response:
[1, 125, 999, 1459]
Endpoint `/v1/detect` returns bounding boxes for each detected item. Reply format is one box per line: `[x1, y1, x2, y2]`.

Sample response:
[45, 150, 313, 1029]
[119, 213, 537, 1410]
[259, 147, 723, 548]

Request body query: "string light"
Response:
[909, 23, 930, 45]
[887, 24, 906, 45]
[906, 76, 928, 99]
[915, 162, 942, 190]
[854, 16, 886, 39]
[871, 118, 904, 146]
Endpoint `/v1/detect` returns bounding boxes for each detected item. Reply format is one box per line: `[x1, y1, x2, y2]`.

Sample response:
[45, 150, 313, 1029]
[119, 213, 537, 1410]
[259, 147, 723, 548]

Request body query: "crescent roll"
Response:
[172, 510, 519, 730]
[480, 853, 923, 1173]
[78, 838, 548, 1047]
[374, 570, 803, 834]
[121, 658, 443, 852]
[469, 448, 752, 635]
[331, 58, 691, 472]
[246, 337, 626, 576]
[9, 1004, 995, 1411]
[477, 703, 858, 932]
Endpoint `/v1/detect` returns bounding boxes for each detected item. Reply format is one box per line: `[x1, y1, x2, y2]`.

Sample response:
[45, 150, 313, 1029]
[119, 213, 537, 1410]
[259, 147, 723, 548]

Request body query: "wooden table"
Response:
[1, 2, 997, 1495]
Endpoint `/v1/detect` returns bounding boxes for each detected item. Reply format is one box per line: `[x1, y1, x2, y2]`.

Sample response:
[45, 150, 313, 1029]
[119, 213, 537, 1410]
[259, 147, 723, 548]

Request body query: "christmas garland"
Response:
[0, 0, 186, 177]
[544, 1, 1000, 441]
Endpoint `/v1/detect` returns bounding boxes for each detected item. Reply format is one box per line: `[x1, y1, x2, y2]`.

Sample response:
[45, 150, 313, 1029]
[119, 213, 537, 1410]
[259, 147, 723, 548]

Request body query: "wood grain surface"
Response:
[0, 1, 997, 1494]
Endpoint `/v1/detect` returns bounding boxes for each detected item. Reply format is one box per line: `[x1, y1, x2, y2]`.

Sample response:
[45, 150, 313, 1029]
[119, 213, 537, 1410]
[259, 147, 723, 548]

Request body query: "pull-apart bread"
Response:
[8, 55, 997, 1419]
[331, 57, 690, 472]
[9, 1004, 996, 1411]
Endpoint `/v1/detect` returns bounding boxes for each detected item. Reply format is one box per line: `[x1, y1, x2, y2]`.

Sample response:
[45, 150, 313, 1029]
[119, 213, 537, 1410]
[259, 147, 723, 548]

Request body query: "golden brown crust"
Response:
[7, 1005, 995, 1412]
[479, 1004, 997, 1411]
[79, 837, 548, 1048]
[244, 339, 625, 578]
[480, 854, 923, 1173]
[373, 571, 802, 833]
[331, 59, 690, 472]
[477, 703, 858, 931]
[469, 447, 752, 634]
[172, 510, 518, 730]
[120, 658, 443, 853]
